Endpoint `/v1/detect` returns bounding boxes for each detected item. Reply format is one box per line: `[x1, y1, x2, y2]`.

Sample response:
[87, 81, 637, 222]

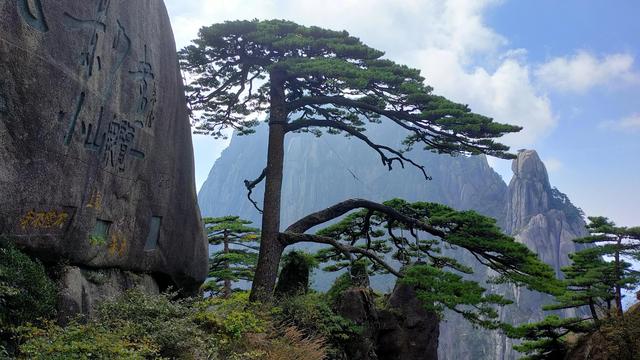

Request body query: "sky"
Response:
[164, 0, 639, 227]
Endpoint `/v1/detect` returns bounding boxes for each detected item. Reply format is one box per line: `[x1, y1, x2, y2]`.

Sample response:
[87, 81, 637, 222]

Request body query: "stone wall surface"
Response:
[0, 0, 207, 291]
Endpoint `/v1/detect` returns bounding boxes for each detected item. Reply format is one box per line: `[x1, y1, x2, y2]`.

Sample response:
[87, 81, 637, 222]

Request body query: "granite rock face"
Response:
[506, 150, 554, 232]
[334, 288, 379, 360]
[507, 150, 587, 276]
[0, 0, 207, 292]
[440, 150, 587, 360]
[58, 266, 160, 323]
[484, 150, 588, 360]
[334, 284, 439, 360]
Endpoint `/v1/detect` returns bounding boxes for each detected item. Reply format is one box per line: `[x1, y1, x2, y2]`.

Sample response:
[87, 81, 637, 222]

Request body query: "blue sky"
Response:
[165, 0, 639, 227]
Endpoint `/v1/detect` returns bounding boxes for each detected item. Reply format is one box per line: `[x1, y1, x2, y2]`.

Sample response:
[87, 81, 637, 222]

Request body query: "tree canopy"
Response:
[572, 216, 640, 317]
[179, 19, 521, 169]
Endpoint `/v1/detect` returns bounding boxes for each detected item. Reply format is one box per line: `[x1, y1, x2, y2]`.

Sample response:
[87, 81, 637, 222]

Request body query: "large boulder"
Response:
[0, 0, 207, 292]
[333, 283, 440, 360]
[57, 266, 160, 323]
[377, 283, 439, 360]
[334, 287, 380, 360]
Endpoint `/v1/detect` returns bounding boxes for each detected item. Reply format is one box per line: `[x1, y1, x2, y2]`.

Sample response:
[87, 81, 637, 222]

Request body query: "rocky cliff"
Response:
[198, 125, 587, 359]
[496, 150, 587, 359]
[507, 150, 587, 276]
[439, 150, 587, 360]
[0, 0, 207, 314]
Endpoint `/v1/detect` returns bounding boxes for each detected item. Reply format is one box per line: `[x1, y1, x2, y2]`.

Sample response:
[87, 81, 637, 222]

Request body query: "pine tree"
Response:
[179, 19, 522, 301]
[203, 216, 260, 298]
[543, 248, 616, 321]
[504, 315, 593, 360]
[573, 216, 640, 317]
[507, 216, 640, 358]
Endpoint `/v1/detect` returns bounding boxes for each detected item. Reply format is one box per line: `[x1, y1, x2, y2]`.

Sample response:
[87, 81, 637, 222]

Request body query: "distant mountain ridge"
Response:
[199, 123, 508, 227]
[198, 123, 587, 359]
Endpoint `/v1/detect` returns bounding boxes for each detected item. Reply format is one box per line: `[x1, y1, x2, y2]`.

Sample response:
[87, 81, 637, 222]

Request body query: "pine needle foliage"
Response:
[504, 315, 594, 360]
[573, 216, 640, 317]
[179, 19, 521, 157]
[314, 199, 559, 328]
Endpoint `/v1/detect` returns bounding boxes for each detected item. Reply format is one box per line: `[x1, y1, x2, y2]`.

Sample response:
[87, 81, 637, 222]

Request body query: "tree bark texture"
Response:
[250, 71, 287, 302]
[614, 237, 624, 318]
[223, 232, 231, 298]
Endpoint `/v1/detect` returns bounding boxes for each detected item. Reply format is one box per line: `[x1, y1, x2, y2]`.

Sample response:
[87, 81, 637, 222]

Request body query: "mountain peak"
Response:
[506, 149, 553, 233]
[512, 149, 550, 185]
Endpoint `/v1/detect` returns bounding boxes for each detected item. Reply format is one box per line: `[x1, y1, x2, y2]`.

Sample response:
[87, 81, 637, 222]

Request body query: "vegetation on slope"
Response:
[0, 239, 57, 356]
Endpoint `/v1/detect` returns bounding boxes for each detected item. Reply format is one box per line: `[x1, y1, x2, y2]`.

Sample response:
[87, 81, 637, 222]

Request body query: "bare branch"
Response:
[244, 167, 267, 213]
[278, 232, 402, 277]
[285, 198, 445, 237]
[286, 119, 431, 180]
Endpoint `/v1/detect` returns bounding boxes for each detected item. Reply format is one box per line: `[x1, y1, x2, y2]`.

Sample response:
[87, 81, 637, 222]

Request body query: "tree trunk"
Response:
[589, 299, 599, 322]
[250, 70, 287, 302]
[223, 236, 231, 298]
[614, 237, 624, 318]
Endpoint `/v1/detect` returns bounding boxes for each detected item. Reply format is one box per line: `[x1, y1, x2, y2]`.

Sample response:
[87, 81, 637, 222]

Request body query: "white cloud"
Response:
[166, 0, 506, 57]
[415, 50, 554, 147]
[542, 158, 563, 172]
[165, 0, 554, 149]
[600, 113, 640, 132]
[535, 51, 639, 93]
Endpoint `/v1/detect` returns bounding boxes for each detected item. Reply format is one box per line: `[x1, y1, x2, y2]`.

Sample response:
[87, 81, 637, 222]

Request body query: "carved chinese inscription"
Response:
[17, 0, 49, 32]
[129, 45, 156, 128]
[86, 190, 103, 210]
[19, 209, 69, 231]
[108, 231, 127, 257]
[104, 119, 145, 172]
[54, 0, 152, 173]
[12, 0, 157, 172]
[81, 106, 107, 151]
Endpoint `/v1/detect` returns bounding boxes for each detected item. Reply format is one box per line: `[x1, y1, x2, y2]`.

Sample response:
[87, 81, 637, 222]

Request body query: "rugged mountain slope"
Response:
[199, 123, 507, 228]
[198, 125, 586, 359]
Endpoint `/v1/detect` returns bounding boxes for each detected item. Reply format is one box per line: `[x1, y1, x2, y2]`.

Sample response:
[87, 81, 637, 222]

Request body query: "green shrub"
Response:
[0, 344, 9, 360]
[196, 292, 269, 341]
[17, 291, 279, 359]
[275, 250, 319, 296]
[326, 273, 353, 305]
[18, 290, 218, 360]
[16, 288, 333, 359]
[18, 320, 160, 360]
[274, 292, 358, 359]
[0, 239, 56, 352]
[96, 290, 217, 359]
